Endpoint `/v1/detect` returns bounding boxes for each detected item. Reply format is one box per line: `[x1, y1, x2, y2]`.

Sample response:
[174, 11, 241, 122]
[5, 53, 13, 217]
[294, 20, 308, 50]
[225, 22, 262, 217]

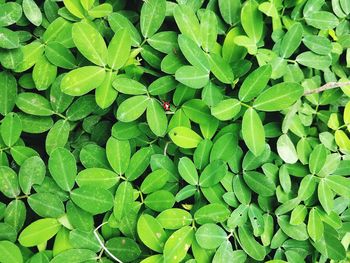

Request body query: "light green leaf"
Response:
[238, 64, 272, 102]
[0, 72, 17, 116]
[88, 3, 113, 18]
[208, 53, 234, 84]
[0, 166, 20, 198]
[238, 225, 266, 261]
[0, 28, 19, 49]
[163, 226, 194, 263]
[303, 35, 332, 55]
[243, 171, 276, 196]
[200, 9, 217, 52]
[242, 108, 265, 156]
[72, 22, 108, 66]
[169, 126, 202, 148]
[70, 186, 114, 215]
[241, 0, 263, 43]
[147, 99, 168, 137]
[277, 215, 308, 241]
[195, 223, 226, 249]
[48, 147, 77, 191]
[218, 0, 241, 25]
[137, 214, 167, 253]
[253, 82, 304, 112]
[28, 192, 64, 218]
[76, 168, 119, 189]
[173, 4, 201, 46]
[0, 241, 23, 263]
[23, 0, 42, 26]
[63, 0, 84, 18]
[157, 208, 192, 230]
[33, 56, 57, 91]
[140, 0, 166, 38]
[19, 218, 61, 247]
[113, 77, 147, 95]
[296, 51, 332, 70]
[61, 66, 106, 96]
[280, 23, 303, 58]
[199, 160, 227, 187]
[324, 175, 350, 198]
[175, 66, 209, 89]
[0, 2, 22, 27]
[140, 169, 170, 194]
[194, 203, 230, 224]
[45, 42, 77, 69]
[308, 208, 323, 242]
[116, 95, 149, 122]
[18, 156, 46, 195]
[178, 157, 198, 185]
[309, 144, 327, 174]
[305, 11, 339, 29]
[113, 181, 134, 220]
[106, 137, 130, 175]
[107, 28, 131, 70]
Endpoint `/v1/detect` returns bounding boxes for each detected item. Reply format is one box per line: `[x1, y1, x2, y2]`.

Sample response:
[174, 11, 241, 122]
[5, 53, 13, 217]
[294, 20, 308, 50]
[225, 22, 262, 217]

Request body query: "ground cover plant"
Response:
[0, 0, 350, 262]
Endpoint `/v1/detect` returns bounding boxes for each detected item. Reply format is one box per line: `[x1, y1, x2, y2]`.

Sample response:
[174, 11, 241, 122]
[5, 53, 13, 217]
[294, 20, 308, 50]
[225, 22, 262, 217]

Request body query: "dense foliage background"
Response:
[0, 0, 350, 262]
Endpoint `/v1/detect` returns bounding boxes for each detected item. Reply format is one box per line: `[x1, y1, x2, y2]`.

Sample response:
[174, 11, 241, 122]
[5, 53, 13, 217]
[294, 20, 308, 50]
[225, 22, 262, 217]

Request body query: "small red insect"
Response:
[162, 101, 171, 111]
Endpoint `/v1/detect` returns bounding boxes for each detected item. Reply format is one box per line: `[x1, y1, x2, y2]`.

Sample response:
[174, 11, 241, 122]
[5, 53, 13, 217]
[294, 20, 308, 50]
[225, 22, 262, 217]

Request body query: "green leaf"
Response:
[253, 82, 304, 112]
[218, 0, 241, 25]
[157, 209, 193, 230]
[199, 160, 227, 187]
[243, 171, 276, 196]
[163, 226, 194, 263]
[28, 192, 64, 218]
[108, 13, 141, 47]
[19, 156, 46, 195]
[106, 137, 130, 175]
[0, 72, 17, 116]
[107, 28, 131, 70]
[63, 0, 84, 18]
[45, 42, 77, 69]
[0, 28, 19, 49]
[70, 186, 114, 215]
[147, 99, 168, 137]
[307, 208, 323, 242]
[113, 77, 148, 95]
[169, 126, 202, 149]
[213, 241, 237, 263]
[195, 223, 227, 249]
[105, 238, 141, 262]
[211, 99, 241, 121]
[277, 215, 308, 241]
[173, 4, 201, 46]
[303, 35, 332, 55]
[277, 134, 298, 164]
[144, 190, 175, 212]
[32, 56, 57, 90]
[208, 53, 234, 84]
[238, 64, 272, 102]
[15, 41, 45, 72]
[48, 147, 77, 191]
[298, 174, 317, 201]
[125, 147, 153, 181]
[117, 95, 149, 122]
[242, 108, 265, 156]
[113, 181, 134, 220]
[317, 180, 334, 215]
[140, 0, 166, 38]
[0, 113, 22, 147]
[140, 169, 170, 194]
[51, 249, 96, 263]
[324, 175, 350, 198]
[23, 0, 42, 26]
[0, 2, 22, 27]
[88, 3, 112, 18]
[305, 11, 339, 30]
[296, 51, 332, 70]
[178, 157, 198, 185]
[194, 203, 230, 224]
[61, 66, 106, 96]
[290, 205, 307, 225]
[0, 241, 23, 263]
[148, 31, 179, 54]
[16, 92, 53, 116]
[178, 34, 210, 72]
[200, 10, 217, 53]
[137, 214, 167, 253]
[280, 23, 303, 58]
[95, 70, 117, 109]
[72, 22, 107, 66]
[0, 166, 20, 198]
[241, 0, 263, 43]
[309, 144, 327, 174]
[175, 66, 209, 89]
[148, 76, 177, 95]
[19, 218, 61, 247]
[76, 168, 119, 189]
[45, 120, 70, 155]
[238, 225, 266, 261]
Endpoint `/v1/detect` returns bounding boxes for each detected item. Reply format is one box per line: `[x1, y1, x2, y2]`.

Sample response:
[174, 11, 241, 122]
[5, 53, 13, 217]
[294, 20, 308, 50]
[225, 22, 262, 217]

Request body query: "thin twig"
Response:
[304, 81, 350, 95]
[93, 222, 124, 263]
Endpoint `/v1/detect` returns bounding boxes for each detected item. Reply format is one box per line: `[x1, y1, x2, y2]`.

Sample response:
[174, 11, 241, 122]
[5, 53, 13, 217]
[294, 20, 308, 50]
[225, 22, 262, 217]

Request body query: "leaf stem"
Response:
[304, 81, 350, 95]
[240, 101, 252, 108]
